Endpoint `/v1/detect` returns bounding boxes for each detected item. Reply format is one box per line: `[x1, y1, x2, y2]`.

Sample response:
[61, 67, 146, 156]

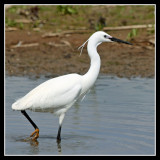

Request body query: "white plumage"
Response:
[11, 31, 132, 141]
[12, 74, 82, 115]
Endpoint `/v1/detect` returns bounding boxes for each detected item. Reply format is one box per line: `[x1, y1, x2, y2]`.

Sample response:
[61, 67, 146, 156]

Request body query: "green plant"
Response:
[147, 25, 155, 35]
[95, 17, 106, 31]
[126, 28, 138, 40]
[5, 18, 17, 27]
[56, 5, 77, 15]
[18, 22, 24, 30]
[95, 23, 104, 31]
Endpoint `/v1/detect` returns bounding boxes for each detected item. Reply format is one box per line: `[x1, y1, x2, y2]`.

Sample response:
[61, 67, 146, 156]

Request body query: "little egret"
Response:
[12, 31, 132, 141]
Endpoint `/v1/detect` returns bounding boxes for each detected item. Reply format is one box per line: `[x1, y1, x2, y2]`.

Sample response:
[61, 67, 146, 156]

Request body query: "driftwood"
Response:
[103, 24, 154, 31]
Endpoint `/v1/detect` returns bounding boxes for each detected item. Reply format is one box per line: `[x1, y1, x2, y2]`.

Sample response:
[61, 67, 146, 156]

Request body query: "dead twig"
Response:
[47, 40, 72, 48]
[11, 41, 39, 48]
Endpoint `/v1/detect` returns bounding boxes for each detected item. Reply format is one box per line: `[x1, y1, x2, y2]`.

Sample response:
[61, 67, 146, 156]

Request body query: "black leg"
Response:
[21, 110, 38, 129]
[21, 110, 39, 140]
[57, 125, 62, 142]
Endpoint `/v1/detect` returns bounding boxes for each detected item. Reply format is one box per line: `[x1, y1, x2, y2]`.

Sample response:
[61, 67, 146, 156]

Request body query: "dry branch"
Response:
[103, 24, 154, 31]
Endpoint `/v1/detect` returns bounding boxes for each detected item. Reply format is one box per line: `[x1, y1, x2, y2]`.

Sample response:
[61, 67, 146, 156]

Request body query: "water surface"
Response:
[5, 75, 155, 155]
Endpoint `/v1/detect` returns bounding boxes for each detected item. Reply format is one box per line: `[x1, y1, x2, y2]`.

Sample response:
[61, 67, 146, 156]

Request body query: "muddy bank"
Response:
[5, 29, 155, 78]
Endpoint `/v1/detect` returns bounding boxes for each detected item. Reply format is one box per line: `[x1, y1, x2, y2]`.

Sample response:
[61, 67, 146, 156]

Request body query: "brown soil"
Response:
[5, 28, 155, 78]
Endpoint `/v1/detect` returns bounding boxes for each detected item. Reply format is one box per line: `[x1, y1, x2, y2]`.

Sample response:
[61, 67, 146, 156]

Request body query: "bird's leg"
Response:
[57, 113, 65, 142]
[21, 110, 39, 140]
[57, 125, 62, 142]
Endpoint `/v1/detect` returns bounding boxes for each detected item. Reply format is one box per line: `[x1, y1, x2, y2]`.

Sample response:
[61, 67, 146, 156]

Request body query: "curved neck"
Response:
[82, 40, 101, 91]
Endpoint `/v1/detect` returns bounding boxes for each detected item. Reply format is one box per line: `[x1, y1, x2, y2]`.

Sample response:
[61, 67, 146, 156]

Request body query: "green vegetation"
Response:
[5, 5, 155, 32]
[126, 29, 138, 41]
[5, 17, 17, 27]
[18, 22, 24, 29]
[56, 5, 78, 15]
[95, 23, 104, 31]
[147, 24, 155, 35]
[108, 5, 155, 26]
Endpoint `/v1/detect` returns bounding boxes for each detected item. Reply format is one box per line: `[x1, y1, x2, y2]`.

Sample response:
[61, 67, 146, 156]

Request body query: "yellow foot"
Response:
[30, 128, 39, 140]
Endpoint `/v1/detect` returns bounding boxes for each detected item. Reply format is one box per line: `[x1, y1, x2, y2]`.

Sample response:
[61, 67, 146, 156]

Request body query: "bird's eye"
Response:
[104, 35, 107, 38]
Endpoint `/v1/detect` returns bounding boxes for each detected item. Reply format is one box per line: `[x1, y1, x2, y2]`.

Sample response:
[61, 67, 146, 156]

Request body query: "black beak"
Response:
[109, 37, 132, 45]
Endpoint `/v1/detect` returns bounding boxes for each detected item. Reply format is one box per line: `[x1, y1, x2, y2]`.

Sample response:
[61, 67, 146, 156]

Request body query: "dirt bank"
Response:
[5, 29, 155, 78]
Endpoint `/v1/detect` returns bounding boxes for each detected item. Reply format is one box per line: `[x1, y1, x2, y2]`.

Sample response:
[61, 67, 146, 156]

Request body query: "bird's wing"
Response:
[12, 74, 82, 111]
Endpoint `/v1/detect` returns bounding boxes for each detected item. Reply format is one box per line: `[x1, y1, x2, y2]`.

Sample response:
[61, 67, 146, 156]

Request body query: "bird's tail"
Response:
[11, 98, 23, 110]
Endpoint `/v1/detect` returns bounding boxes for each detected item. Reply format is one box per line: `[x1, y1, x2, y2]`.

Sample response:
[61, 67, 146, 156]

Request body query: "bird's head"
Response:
[90, 31, 132, 45]
[78, 31, 132, 56]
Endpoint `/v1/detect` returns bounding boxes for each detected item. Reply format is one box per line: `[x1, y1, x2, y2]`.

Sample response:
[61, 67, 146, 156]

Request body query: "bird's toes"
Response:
[30, 128, 39, 140]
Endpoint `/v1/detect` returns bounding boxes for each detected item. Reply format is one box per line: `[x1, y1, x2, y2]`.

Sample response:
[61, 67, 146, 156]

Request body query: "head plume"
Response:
[78, 39, 89, 56]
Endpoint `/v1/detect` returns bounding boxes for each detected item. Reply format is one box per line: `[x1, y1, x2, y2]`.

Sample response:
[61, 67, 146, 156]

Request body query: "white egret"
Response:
[12, 31, 132, 141]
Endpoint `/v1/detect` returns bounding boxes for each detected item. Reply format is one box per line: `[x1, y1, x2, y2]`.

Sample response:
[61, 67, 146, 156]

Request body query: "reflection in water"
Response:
[22, 137, 39, 147]
[16, 136, 39, 146]
[57, 141, 62, 153]
[16, 136, 63, 154]
[27, 139, 39, 154]
[15, 137, 40, 154]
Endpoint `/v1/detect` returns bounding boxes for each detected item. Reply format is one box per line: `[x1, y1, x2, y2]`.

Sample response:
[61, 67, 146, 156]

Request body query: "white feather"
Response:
[12, 74, 82, 115]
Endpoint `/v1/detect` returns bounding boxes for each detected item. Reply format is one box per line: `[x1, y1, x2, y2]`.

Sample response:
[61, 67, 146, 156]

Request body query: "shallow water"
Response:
[5, 75, 155, 155]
